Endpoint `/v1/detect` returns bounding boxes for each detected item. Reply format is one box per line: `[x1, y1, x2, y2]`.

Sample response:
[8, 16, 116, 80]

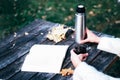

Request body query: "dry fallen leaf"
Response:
[60, 67, 74, 76]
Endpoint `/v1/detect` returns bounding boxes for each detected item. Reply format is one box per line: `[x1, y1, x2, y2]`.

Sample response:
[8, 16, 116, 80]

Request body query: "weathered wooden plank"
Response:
[29, 73, 56, 80]
[0, 20, 43, 56]
[0, 29, 47, 69]
[6, 35, 50, 80]
[0, 20, 57, 66]
[8, 71, 37, 80]
[105, 59, 120, 77]
[0, 37, 56, 79]
[0, 33, 48, 79]
[50, 74, 72, 80]
[0, 55, 27, 79]
[0, 43, 34, 79]
[0, 20, 56, 58]
[90, 51, 118, 72]
[0, 19, 44, 48]
[0, 53, 38, 80]
[0, 21, 61, 80]
[0, 30, 48, 79]
[86, 48, 101, 63]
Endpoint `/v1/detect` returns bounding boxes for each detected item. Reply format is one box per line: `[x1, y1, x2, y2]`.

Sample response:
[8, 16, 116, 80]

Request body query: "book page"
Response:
[21, 44, 69, 73]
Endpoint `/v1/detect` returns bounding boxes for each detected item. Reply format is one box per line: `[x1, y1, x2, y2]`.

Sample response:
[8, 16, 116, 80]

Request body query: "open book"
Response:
[21, 44, 69, 73]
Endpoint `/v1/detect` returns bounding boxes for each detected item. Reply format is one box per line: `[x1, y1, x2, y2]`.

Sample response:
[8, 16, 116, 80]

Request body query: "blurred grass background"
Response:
[0, 0, 120, 39]
[0, 0, 120, 77]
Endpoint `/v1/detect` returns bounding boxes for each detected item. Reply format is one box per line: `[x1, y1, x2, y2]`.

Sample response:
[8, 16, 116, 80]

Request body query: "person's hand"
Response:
[70, 49, 88, 68]
[80, 28, 100, 44]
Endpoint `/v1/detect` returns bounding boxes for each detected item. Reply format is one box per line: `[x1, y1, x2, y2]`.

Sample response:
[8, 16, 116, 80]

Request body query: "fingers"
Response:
[70, 49, 81, 67]
[80, 28, 91, 44]
[80, 39, 89, 44]
[82, 53, 88, 57]
[71, 49, 88, 60]
[79, 53, 88, 61]
[70, 49, 88, 68]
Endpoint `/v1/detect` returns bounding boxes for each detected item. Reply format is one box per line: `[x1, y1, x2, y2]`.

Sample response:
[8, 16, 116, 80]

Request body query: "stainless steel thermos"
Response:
[74, 5, 90, 54]
[75, 5, 86, 44]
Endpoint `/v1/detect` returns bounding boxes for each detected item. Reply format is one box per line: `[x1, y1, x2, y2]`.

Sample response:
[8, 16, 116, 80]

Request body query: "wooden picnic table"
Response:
[0, 19, 119, 80]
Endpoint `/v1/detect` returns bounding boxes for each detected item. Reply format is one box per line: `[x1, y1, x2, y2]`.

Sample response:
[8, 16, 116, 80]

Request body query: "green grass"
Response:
[0, 0, 120, 39]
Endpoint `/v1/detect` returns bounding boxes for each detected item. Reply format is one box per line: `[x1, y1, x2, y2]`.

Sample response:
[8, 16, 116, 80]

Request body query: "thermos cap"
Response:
[76, 5, 85, 13]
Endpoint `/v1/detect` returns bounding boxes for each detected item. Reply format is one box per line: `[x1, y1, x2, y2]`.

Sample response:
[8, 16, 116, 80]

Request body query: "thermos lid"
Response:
[76, 5, 85, 13]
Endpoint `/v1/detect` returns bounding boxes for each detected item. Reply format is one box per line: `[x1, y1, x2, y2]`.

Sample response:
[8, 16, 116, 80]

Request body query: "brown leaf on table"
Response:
[60, 67, 74, 76]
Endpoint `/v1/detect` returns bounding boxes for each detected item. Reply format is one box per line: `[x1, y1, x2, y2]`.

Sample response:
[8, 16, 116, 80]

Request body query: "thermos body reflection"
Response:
[75, 12, 86, 44]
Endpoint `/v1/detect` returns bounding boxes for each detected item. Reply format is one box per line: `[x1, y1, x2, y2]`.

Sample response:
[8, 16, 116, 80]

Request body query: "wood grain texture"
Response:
[0, 19, 118, 80]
